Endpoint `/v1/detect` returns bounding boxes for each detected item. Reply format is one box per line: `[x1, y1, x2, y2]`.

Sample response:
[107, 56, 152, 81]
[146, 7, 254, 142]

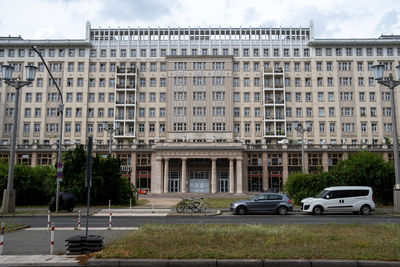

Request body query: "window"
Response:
[329, 107, 335, 117]
[359, 92, 365, 101]
[306, 108, 313, 117]
[369, 92, 375, 101]
[159, 92, 166, 102]
[318, 92, 324, 102]
[306, 93, 312, 102]
[295, 92, 301, 102]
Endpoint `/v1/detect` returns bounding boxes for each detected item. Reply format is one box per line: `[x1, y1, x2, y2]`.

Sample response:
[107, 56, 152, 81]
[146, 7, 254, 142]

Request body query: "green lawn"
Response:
[96, 224, 400, 260]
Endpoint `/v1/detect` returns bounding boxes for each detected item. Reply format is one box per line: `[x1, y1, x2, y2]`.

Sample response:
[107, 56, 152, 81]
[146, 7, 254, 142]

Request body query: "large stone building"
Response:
[0, 21, 399, 194]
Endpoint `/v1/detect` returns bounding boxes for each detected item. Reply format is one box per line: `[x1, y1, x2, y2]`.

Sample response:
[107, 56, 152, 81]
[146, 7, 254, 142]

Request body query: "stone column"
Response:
[130, 152, 137, 187]
[31, 152, 37, 167]
[282, 151, 289, 185]
[181, 158, 187, 193]
[163, 158, 169, 194]
[229, 158, 234, 193]
[322, 151, 329, 172]
[151, 157, 163, 194]
[236, 158, 243, 193]
[262, 152, 269, 191]
[211, 158, 217, 194]
[304, 151, 309, 174]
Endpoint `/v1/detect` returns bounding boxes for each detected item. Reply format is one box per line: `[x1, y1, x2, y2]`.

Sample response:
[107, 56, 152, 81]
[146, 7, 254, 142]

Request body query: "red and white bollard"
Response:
[109, 212, 112, 229]
[47, 210, 51, 230]
[50, 223, 55, 255]
[0, 222, 5, 255]
[77, 210, 81, 230]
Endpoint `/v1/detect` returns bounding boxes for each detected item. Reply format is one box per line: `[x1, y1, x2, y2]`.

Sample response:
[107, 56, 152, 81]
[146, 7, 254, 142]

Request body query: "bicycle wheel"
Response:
[202, 202, 211, 213]
[191, 201, 201, 213]
[176, 202, 186, 213]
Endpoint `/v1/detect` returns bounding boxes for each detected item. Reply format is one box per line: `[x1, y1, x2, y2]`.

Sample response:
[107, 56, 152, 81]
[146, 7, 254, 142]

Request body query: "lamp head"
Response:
[1, 65, 14, 80]
[372, 64, 385, 80]
[25, 65, 37, 81]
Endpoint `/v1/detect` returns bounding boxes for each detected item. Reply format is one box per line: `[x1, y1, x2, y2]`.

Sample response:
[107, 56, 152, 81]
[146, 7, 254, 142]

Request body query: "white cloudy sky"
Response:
[0, 0, 399, 39]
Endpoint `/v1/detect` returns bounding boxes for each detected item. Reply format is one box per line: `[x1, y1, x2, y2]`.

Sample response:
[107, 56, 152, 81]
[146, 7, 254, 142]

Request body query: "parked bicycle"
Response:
[176, 197, 201, 213]
[196, 198, 211, 213]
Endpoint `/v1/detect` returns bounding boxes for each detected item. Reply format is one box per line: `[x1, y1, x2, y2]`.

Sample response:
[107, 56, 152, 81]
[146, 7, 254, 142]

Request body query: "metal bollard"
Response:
[50, 223, 55, 255]
[0, 222, 5, 255]
[109, 212, 112, 229]
[77, 210, 81, 230]
[47, 210, 51, 230]
[129, 198, 132, 212]
[152, 201, 155, 214]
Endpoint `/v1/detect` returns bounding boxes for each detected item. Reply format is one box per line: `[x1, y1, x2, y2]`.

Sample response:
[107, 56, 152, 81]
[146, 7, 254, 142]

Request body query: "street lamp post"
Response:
[103, 122, 119, 155]
[32, 46, 64, 213]
[294, 121, 311, 174]
[0, 65, 37, 213]
[372, 64, 400, 213]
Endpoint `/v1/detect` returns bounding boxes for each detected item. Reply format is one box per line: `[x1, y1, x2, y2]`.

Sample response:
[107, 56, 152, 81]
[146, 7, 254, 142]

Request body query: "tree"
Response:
[61, 145, 135, 205]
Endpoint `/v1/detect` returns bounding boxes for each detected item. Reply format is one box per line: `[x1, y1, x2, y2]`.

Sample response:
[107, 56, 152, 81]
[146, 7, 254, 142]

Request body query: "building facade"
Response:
[0, 21, 399, 194]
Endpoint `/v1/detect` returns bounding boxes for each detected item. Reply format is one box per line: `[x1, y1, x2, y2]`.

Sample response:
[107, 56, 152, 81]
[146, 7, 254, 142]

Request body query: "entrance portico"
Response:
[153, 142, 243, 194]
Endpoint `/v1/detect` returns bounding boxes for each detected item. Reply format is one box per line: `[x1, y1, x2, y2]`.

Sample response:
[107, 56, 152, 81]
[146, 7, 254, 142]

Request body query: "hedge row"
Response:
[285, 151, 395, 205]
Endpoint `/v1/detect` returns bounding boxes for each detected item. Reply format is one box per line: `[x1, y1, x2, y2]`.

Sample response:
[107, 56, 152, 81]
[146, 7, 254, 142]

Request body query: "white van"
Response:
[300, 186, 375, 215]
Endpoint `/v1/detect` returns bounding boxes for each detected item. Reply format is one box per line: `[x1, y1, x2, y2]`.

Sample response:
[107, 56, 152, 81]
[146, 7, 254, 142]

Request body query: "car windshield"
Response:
[248, 195, 259, 201]
[315, 190, 328, 198]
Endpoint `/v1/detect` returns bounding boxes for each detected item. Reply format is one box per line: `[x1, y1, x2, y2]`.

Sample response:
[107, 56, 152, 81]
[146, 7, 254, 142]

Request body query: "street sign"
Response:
[57, 172, 63, 178]
[57, 162, 63, 173]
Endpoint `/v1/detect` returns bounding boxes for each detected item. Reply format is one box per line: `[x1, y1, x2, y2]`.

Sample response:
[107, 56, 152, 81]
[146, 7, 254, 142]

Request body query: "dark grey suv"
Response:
[230, 193, 293, 215]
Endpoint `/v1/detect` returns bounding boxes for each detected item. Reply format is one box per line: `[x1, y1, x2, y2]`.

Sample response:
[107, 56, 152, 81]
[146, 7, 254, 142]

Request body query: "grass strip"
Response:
[96, 224, 400, 260]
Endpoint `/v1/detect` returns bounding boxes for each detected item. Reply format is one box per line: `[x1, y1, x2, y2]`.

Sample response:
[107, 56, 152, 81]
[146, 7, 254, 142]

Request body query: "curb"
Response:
[87, 258, 400, 267]
[167, 210, 221, 217]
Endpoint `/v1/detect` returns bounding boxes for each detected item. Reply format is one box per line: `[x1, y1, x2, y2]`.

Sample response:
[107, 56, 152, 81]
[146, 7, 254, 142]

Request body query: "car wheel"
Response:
[236, 206, 247, 215]
[277, 206, 288, 215]
[360, 205, 372, 215]
[313, 205, 323, 215]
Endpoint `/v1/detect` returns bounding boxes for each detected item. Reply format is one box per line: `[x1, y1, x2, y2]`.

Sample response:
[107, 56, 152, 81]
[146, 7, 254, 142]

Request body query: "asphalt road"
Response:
[6, 213, 400, 228]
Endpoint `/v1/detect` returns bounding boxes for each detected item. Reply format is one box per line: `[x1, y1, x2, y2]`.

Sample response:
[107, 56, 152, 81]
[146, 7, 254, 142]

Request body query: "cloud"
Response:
[375, 10, 400, 36]
[0, 0, 399, 39]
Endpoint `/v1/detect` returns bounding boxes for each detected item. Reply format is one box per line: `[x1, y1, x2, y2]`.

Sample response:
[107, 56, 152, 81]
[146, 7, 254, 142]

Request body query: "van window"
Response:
[326, 190, 340, 199]
[353, 190, 369, 197]
[340, 190, 369, 198]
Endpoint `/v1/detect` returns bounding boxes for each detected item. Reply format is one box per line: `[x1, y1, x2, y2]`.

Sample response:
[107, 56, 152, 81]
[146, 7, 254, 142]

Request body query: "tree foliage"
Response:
[0, 145, 135, 206]
[285, 151, 395, 204]
[0, 160, 56, 205]
[61, 145, 135, 205]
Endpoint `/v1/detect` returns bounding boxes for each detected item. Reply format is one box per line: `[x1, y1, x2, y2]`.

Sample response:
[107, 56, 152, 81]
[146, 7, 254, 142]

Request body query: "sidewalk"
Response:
[0, 256, 398, 266]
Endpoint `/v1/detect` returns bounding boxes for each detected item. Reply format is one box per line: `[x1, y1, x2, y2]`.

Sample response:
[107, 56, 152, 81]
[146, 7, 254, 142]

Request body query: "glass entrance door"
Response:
[219, 171, 229, 192]
[169, 171, 181, 192]
[189, 171, 210, 193]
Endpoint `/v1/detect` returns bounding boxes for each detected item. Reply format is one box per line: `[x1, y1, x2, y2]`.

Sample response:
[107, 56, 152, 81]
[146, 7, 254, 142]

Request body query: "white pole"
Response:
[152, 201, 155, 214]
[50, 223, 55, 255]
[109, 212, 112, 229]
[0, 222, 4, 255]
[108, 199, 111, 211]
[129, 198, 132, 212]
[78, 210, 81, 230]
[47, 210, 50, 230]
